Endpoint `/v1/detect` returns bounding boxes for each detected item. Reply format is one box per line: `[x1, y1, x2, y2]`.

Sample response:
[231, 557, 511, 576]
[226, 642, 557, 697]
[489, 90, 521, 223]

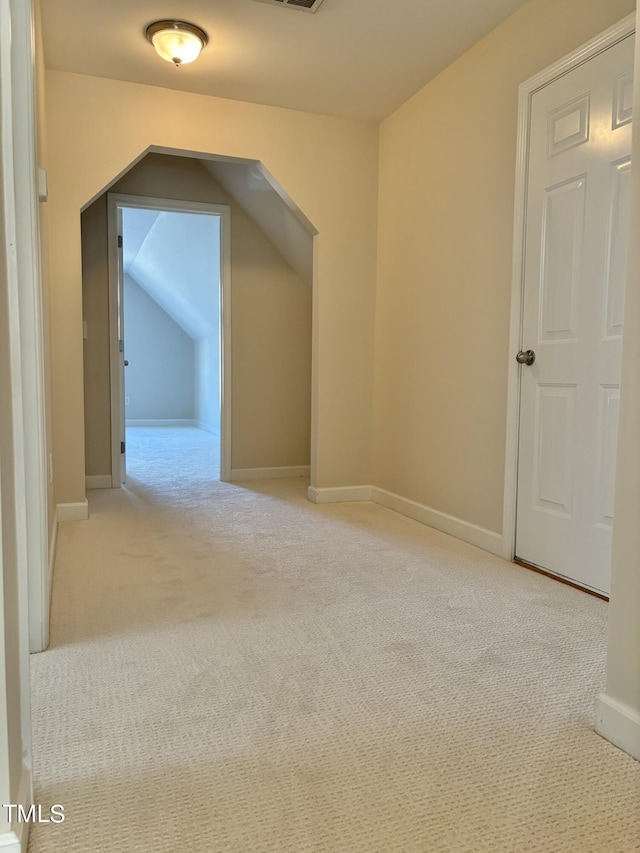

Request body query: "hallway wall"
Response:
[123, 275, 195, 422]
[81, 154, 312, 477]
[46, 73, 378, 503]
[373, 0, 635, 535]
[195, 335, 219, 434]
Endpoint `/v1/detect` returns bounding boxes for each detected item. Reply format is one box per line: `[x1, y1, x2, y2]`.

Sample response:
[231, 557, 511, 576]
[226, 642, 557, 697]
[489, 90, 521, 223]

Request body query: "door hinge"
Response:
[121, 441, 126, 454]
[117, 235, 123, 248]
[119, 339, 124, 352]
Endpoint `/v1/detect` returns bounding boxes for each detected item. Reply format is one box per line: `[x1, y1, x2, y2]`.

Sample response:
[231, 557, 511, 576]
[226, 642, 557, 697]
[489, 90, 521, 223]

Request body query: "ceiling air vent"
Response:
[251, 0, 327, 12]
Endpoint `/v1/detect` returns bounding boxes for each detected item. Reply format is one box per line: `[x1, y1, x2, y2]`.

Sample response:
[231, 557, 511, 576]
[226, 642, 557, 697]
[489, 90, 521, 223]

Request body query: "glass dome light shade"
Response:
[146, 21, 208, 67]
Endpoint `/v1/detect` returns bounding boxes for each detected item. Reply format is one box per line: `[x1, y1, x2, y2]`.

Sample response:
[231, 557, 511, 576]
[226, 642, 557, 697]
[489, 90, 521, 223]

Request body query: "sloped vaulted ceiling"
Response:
[123, 209, 220, 339]
[202, 159, 314, 286]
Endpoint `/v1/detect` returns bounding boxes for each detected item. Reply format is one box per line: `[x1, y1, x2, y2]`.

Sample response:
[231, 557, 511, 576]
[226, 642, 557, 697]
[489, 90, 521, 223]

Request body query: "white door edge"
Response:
[8, 0, 50, 655]
[106, 192, 232, 486]
[502, 13, 636, 562]
[1, 0, 36, 805]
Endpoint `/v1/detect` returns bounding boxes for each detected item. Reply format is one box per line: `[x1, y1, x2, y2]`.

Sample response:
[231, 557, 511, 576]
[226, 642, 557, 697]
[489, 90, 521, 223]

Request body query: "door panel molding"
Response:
[502, 13, 636, 563]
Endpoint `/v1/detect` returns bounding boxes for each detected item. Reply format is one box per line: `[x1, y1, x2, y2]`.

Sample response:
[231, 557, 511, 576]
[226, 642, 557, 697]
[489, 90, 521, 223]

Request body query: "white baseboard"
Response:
[195, 420, 220, 436]
[85, 474, 112, 490]
[308, 485, 373, 503]
[595, 693, 640, 760]
[0, 831, 22, 852]
[57, 500, 89, 522]
[0, 762, 33, 851]
[306, 484, 503, 556]
[126, 419, 196, 428]
[16, 763, 31, 853]
[231, 466, 310, 482]
[372, 487, 503, 557]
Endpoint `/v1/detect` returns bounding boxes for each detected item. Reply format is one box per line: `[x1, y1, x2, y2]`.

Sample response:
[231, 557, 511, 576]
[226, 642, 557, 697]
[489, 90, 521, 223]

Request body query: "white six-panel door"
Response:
[516, 34, 634, 595]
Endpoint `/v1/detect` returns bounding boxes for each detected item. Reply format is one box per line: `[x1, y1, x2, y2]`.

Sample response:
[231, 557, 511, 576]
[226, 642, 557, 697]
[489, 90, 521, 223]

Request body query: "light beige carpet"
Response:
[29, 428, 640, 852]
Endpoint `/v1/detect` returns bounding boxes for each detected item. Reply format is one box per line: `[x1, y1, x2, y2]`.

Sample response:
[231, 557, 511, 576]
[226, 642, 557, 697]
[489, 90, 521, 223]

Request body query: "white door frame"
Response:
[502, 13, 636, 562]
[1, 0, 37, 838]
[8, 0, 50, 654]
[107, 194, 232, 484]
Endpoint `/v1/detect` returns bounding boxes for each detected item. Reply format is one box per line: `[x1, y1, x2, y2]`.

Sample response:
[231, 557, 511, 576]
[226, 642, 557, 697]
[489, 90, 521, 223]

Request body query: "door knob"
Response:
[516, 350, 536, 365]
[124, 360, 129, 366]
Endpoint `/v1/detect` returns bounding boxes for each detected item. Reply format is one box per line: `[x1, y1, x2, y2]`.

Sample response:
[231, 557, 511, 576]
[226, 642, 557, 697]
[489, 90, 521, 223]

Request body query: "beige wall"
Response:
[81, 194, 111, 476]
[123, 276, 196, 423]
[373, 0, 635, 534]
[46, 72, 378, 504]
[82, 153, 312, 476]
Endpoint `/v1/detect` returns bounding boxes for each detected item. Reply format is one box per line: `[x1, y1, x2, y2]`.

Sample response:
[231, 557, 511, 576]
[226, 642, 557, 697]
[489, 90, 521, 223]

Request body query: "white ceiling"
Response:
[40, 0, 531, 121]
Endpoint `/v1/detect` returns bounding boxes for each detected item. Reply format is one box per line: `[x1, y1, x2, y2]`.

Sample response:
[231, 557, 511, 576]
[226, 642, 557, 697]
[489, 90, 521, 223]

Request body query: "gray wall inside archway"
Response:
[81, 152, 312, 477]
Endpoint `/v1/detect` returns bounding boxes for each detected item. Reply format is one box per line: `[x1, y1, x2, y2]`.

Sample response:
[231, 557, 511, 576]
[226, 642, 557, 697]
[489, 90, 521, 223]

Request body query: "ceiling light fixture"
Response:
[145, 20, 208, 67]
